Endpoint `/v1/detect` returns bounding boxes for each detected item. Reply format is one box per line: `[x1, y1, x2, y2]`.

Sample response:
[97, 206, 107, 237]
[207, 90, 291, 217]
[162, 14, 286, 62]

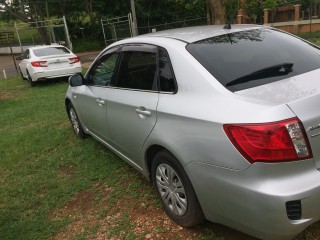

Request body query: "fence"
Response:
[101, 16, 207, 46]
[14, 16, 72, 52]
[101, 14, 133, 46]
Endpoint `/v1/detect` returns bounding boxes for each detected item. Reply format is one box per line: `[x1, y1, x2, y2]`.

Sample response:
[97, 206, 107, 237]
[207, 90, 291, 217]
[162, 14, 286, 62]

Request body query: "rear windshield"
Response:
[33, 47, 70, 57]
[187, 28, 320, 92]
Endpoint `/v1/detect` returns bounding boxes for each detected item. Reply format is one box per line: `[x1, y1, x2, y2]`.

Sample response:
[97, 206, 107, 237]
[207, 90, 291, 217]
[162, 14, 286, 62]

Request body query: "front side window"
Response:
[187, 28, 320, 92]
[116, 51, 157, 91]
[87, 53, 119, 86]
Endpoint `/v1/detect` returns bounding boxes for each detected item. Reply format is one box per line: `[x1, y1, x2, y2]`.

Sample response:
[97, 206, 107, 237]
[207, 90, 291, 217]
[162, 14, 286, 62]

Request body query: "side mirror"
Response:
[69, 74, 84, 87]
[15, 54, 23, 60]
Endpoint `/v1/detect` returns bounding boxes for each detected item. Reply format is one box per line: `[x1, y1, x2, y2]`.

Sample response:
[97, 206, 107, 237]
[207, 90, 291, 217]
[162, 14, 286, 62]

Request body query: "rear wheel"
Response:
[27, 70, 35, 87]
[67, 103, 86, 138]
[151, 150, 204, 227]
[19, 67, 26, 80]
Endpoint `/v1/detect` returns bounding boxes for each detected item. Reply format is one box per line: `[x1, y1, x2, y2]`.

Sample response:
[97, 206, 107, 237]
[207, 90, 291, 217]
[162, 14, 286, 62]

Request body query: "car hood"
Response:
[235, 68, 320, 105]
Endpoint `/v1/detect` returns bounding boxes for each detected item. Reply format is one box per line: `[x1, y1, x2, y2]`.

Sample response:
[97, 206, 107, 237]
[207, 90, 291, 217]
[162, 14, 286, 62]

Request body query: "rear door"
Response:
[106, 44, 159, 165]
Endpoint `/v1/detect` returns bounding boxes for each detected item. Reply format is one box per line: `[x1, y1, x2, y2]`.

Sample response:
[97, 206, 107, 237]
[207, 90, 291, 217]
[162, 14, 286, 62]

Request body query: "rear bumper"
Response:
[30, 65, 82, 81]
[185, 159, 320, 240]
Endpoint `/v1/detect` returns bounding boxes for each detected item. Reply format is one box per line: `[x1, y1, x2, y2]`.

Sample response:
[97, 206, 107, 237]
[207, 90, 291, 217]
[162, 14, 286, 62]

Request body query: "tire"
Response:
[27, 70, 35, 87]
[151, 150, 204, 227]
[19, 67, 26, 80]
[67, 103, 86, 138]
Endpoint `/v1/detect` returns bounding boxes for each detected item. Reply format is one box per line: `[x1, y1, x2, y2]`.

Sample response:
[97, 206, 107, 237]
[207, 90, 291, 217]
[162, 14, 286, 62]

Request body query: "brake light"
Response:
[69, 56, 80, 64]
[31, 61, 47, 67]
[223, 118, 312, 163]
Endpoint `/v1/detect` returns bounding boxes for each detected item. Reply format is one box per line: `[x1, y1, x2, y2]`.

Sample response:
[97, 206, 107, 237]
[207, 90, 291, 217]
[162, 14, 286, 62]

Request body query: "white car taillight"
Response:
[69, 57, 80, 64]
[223, 117, 312, 163]
[31, 61, 47, 67]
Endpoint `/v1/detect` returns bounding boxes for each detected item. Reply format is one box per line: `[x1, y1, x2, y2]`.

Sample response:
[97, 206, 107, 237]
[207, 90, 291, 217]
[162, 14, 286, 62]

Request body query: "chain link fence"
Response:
[101, 16, 207, 46]
[14, 17, 72, 52]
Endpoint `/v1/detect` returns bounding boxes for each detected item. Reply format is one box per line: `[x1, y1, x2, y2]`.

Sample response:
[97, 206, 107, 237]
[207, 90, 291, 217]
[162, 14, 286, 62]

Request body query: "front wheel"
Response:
[67, 103, 86, 138]
[151, 150, 204, 227]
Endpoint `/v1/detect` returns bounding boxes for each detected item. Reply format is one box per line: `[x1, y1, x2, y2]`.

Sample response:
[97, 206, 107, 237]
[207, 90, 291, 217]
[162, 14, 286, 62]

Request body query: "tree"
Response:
[206, 0, 226, 24]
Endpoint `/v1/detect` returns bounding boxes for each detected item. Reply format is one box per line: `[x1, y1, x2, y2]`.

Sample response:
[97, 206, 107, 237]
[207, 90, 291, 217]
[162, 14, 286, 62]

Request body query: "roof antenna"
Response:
[223, 23, 231, 29]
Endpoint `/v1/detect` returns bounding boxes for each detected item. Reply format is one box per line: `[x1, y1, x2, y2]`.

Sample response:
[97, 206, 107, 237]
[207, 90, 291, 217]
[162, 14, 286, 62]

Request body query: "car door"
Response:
[73, 47, 120, 140]
[19, 49, 30, 77]
[106, 44, 159, 166]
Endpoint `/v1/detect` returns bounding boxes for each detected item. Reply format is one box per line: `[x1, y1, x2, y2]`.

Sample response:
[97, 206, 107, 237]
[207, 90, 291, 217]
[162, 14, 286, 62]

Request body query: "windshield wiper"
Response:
[226, 63, 294, 87]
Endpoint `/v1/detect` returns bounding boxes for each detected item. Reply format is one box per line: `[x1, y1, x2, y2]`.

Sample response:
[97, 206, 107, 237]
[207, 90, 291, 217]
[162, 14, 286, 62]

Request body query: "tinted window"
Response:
[33, 47, 70, 57]
[87, 53, 119, 86]
[24, 50, 30, 59]
[187, 28, 320, 92]
[159, 48, 176, 92]
[117, 51, 157, 91]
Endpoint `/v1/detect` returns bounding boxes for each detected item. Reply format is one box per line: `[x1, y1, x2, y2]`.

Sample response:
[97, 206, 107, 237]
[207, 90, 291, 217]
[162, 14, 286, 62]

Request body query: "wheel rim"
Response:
[69, 108, 80, 134]
[156, 163, 187, 216]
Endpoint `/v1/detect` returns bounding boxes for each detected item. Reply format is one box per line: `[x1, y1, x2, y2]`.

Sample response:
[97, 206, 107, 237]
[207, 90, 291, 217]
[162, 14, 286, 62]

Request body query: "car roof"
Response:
[136, 24, 264, 43]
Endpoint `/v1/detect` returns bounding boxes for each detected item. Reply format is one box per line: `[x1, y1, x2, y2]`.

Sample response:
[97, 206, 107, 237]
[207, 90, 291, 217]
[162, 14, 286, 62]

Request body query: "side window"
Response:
[24, 50, 30, 59]
[116, 51, 157, 91]
[87, 53, 119, 86]
[159, 48, 176, 92]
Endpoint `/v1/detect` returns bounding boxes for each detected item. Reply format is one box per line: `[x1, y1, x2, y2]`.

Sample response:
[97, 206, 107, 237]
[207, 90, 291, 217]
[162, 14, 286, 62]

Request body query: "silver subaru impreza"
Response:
[65, 25, 320, 240]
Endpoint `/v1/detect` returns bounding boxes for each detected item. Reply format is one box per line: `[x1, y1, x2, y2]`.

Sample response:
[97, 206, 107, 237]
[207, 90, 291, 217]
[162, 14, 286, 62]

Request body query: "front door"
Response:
[74, 49, 120, 140]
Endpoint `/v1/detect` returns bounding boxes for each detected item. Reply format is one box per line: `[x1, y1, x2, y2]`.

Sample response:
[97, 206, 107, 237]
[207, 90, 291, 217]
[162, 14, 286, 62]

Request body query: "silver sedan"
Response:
[65, 25, 320, 240]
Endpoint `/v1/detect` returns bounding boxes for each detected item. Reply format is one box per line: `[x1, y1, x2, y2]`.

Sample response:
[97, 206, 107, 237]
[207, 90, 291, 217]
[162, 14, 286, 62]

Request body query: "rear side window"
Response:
[187, 28, 320, 92]
[116, 51, 157, 91]
[159, 48, 176, 92]
[33, 47, 70, 57]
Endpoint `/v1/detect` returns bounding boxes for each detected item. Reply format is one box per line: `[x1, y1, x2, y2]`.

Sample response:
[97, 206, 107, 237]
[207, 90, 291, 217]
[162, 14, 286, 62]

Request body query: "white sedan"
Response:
[18, 45, 82, 86]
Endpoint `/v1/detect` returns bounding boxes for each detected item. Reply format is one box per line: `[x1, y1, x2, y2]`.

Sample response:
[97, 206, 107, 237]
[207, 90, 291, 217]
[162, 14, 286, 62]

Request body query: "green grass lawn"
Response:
[0, 77, 154, 239]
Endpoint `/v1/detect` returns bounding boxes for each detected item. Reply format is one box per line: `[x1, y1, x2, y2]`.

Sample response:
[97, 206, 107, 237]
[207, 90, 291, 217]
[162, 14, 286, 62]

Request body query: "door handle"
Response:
[135, 107, 151, 116]
[96, 99, 105, 106]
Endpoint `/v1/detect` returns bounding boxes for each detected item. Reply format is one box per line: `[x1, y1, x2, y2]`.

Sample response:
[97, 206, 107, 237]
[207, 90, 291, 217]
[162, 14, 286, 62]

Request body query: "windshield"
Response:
[186, 28, 320, 92]
[33, 47, 70, 57]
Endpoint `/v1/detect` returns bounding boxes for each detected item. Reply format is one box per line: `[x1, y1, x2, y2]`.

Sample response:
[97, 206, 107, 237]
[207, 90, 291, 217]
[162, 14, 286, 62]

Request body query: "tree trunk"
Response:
[206, 0, 226, 25]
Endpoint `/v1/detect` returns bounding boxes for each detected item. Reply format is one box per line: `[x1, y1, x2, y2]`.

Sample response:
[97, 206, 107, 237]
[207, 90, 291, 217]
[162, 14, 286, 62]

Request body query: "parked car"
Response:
[18, 45, 82, 86]
[65, 25, 320, 240]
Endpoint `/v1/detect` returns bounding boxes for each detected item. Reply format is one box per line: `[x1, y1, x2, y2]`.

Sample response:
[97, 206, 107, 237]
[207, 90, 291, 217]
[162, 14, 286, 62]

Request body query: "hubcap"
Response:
[156, 163, 187, 216]
[69, 108, 80, 134]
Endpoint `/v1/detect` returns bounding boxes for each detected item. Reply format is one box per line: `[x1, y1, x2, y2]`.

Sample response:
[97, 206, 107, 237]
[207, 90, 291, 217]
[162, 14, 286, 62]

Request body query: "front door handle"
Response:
[96, 99, 105, 107]
[135, 107, 151, 116]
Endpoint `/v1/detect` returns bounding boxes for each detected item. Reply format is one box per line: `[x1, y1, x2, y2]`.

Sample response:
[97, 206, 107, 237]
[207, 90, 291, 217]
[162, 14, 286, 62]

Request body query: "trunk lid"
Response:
[235, 68, 320, 168]
[39, 55, 72, 69]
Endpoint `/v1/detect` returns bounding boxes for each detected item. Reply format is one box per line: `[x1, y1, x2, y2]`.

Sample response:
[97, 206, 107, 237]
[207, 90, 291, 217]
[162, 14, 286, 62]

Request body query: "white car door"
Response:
[19, 49, 30, 77]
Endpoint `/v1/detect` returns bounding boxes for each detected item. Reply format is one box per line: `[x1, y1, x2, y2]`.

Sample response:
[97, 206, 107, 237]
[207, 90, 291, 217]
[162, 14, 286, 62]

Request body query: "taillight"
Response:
[69, 56, 80, 64]
[31, 61, 47, 67]
[223, 117, 312, 163]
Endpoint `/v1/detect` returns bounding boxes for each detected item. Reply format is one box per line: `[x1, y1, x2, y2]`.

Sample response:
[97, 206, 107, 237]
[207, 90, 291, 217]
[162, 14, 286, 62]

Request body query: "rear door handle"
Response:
[96, 99, 105, 106]
[135, 107, 151, 116]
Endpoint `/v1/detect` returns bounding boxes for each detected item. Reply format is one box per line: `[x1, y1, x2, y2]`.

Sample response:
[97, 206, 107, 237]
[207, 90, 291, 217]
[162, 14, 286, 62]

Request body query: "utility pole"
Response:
[130, 0, 138, 36]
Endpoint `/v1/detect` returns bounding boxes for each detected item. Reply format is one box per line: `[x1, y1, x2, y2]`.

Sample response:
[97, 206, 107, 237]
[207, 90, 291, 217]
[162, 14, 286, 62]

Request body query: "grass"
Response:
[298, 31, 320, 46]
[73, 38, 104, 53]
[1, 77, 228, 240]
[0, 77, 149, 239]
